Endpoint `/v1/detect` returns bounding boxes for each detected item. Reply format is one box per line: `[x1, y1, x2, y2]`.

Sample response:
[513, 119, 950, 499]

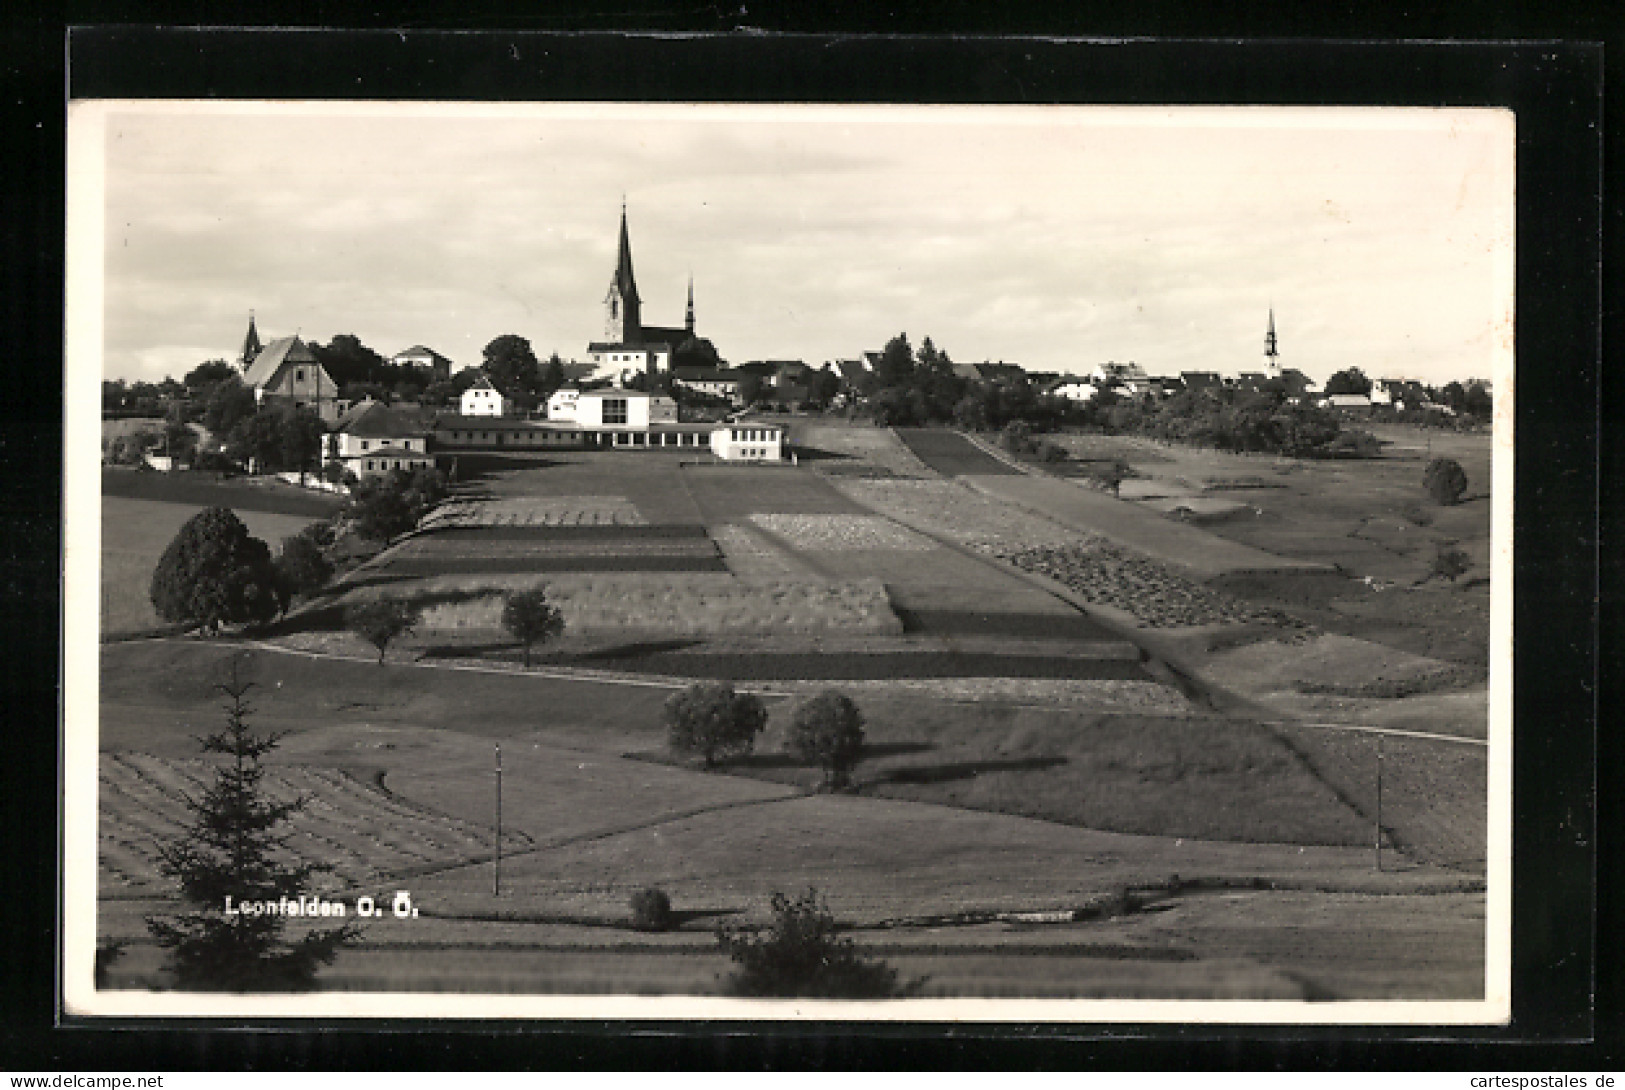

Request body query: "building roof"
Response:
[242, 335, 326, 390]
[587, 341, 673, 353]
[239, 314, 263, 366]
[464, 374, 500, 393]
[336, 400, 431, 438]
[394, 345, 451, 365]
[1180, 371, 1224, 389]
[672, 367, 745, 383]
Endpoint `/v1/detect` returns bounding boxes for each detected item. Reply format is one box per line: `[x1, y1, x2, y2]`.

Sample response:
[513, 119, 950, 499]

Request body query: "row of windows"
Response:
[601, 398, 629, 425]
[729, 428, 779, 442]
[356, 439, 418, 452]
[733, 448, 771, 459]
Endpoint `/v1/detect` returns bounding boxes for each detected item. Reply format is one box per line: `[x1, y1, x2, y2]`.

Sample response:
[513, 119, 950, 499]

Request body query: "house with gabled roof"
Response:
[241, 331, 340, 422]
[460, 373, 509, 417]
[392, 344, 454, 380]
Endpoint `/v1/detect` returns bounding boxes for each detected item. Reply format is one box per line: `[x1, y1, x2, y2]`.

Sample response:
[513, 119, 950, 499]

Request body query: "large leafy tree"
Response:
[346, 598, 423, 665]
[1323, 367, 1373, 397]
[482, 335, 541, 401]
[873, 333, 914, 389]
[311, 334, 387, 389]
[665, 681, 767, 767]
[718, 889, 916, 998]
[147, 658, 358, 990]
[203, 378, 258, 437]
[787, 690, 866, 790]
[149, 507, 280, 633]
[183, 359, 237, 395]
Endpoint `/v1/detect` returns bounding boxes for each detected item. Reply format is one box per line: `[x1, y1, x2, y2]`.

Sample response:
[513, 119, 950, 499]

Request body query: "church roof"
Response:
[242, 335, 324, 389]
[240, 314, 263, 365]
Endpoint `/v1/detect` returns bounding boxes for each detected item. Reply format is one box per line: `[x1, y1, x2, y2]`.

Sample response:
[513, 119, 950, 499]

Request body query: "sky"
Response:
[80, 102, 1514, 386]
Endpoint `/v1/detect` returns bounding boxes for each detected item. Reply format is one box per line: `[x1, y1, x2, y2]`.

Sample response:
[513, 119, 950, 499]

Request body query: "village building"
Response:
[331, 399, 434, 479]
[391, 345, 454, 380]
[238, 323, 340, 423]
[710, 422, 785, 462]
[459, 374, 509, 417]
[586, 204, 716, 384]
[1045, 377, 1100, 403]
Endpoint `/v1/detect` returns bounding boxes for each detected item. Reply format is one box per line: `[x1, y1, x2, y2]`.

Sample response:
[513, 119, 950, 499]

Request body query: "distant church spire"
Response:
[239, 310, 263, 371]
[685, 275, 695, 335]
[1264, 308, 1280, 375]
[604, 203, 642, 342]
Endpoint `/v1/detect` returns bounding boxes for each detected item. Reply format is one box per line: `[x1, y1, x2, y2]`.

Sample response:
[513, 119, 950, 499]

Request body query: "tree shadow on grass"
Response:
[667, 907, 743, 928]
[573, 638, 707, 661]
[783, 445, 852, 463]
[874, 755, 1068, 785]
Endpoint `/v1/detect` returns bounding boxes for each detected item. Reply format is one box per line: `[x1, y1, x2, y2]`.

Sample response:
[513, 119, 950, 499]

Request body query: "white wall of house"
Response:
[573, 391, 676, 429]
[1050, 381, 1099, 402]
[343, 448, 435, 479]
[334, 432, 427, 458]
[547, 388, 581, 421]
[461, 383, 508, 417]
[709, 423, 783, 461]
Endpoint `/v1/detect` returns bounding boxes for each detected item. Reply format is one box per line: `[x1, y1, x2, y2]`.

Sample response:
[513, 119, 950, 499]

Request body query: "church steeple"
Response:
[685, 276, 695, 335]
[239, 310, 263, 371]
[1264, 308, 1280, 376]
[604, 201, 642, 343]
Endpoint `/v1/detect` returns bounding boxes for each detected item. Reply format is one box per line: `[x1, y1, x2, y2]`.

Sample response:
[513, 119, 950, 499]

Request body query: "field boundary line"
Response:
[1263, 719, 1487, 747]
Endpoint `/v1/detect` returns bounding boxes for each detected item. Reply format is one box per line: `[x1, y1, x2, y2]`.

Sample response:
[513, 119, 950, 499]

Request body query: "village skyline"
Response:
[87, 101, 1513, 388]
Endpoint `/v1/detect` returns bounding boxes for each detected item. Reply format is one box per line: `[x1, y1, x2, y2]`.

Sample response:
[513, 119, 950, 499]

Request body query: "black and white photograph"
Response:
[63, 97, 1514, 1020]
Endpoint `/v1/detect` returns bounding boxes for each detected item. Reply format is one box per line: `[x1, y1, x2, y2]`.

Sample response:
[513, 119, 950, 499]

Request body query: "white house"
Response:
[460, 374, 509, 417]
[332, 400, 434, 479]
[585, 341, 674, 379]
[547, 386, 583, 421]
[710, 422, 784, 461]
[1047, 378, 1100, 403]
[1321, 393, 1374, 411]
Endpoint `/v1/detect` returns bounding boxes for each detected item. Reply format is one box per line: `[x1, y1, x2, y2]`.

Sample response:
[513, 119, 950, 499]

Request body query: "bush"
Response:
[629, 888, 675, 932]
[1424, 457, 1468, 505]
[1429, 539, 1472, 583]
[718, 889, 917, 999]
[788, 691, 866, 790]
[500, 587, 565, 668]
[149, 507, 280, 634]
[1036, 440, 1068, 464]
[664, 681, 767, 767]
[1082, 459, 1130, 496]
[345, 598, 423, 665]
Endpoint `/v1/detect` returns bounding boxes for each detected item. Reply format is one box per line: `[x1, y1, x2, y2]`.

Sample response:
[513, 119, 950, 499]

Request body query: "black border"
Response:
[4, 18, 1609, 1071]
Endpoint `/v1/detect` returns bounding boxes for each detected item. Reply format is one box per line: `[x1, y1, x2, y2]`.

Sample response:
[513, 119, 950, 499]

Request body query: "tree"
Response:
[718, 889, 916, 999]
[1084, 459, 1130, 497]
[629, 888, 675, 932]
[538, 354, 567, 401]
[664, 681, 767, 767]
[482, 334, 541, 400]
[500, 587, 565, 668]
[735, 373, 764, 407]
[874, 333, 914, 389]
[345, 598, 422, 665]
[146, 658, 358, 990]
[149, 507, 280, 633]
[311, 334, 387, 389]
[348, 482, 418, 542]
[183, 359, 237, 394]
[274, 533, 333, 608]
[203, 378, 258, 437]
[276, 407, 326, 480]
[1323, 367, 1373, 397]
[787, 691, 866, 790]
[1424, 457, 1468, 505]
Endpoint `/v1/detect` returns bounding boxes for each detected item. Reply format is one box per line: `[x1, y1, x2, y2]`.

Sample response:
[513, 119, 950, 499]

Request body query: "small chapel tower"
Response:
[1264, 308, 1281, 378]
[685, 276, 695, 335]
[604, 202, 642, 343]
[238, 311, 263, 371]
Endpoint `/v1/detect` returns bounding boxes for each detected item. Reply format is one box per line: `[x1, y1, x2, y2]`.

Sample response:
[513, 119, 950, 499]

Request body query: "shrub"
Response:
[500, 587, 565, 668]
[788, 690, 866, 790]
[718, 889, 917, 999]
[345, 598, 423, 665]
[149, 507, 280, 634]
[274, 533, 334, 609]
[1083, 459, 1130, 496]
[1429, 539, 1472, 583]
[1036, 440, 1068, 464]
[1424, 457, 1468, 505]
[629, 887, 675, 932]
[664, 681, 767, 767]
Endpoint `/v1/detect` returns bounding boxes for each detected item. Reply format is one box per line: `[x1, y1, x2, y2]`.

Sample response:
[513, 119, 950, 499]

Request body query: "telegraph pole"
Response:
[1375, 736, 1385, 872]
[494, 743, 503, 896]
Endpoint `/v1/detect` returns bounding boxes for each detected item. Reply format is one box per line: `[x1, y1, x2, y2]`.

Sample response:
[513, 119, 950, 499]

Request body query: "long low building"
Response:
[429, 415, 782, 458]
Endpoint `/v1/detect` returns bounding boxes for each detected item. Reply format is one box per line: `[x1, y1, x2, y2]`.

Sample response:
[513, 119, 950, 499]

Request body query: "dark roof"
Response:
[336, 400, 431, 438]
[1180, 371, 1223, 389]
[242, 335, 326, 389]
[394, 345, 451, 364]
[672, 367, 744, 382]
[833, 360, 868, 383]
[641, 325, 690, 346]
[587, 341, 673, 353]
[608, 206, 640, 306]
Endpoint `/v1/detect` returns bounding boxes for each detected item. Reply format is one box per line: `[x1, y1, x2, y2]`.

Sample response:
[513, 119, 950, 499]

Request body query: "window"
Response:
[366, 460, 374, 471]
[296, 369, 305, 382]
[360, 440, 369, 451]
[603, 398, 628, 425]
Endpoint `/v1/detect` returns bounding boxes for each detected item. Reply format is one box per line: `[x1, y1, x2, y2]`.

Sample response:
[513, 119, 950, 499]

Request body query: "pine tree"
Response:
[146, 657, 357, 990]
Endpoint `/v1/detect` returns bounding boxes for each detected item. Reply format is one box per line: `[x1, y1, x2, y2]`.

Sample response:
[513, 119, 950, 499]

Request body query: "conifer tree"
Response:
[146, 657, 357, 990]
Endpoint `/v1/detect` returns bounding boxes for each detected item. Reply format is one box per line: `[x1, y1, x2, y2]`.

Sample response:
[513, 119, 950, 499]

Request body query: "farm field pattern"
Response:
[99, 424, 1490, 1000]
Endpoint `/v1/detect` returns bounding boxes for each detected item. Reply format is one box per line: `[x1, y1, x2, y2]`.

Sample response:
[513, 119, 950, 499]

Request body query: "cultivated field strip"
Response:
[829, 477, 1080, 551]
[748, 513, 936, 552]
[421, 496, 646, 528]
[708, 523, 818, 579]
[99, 752, 530, 895]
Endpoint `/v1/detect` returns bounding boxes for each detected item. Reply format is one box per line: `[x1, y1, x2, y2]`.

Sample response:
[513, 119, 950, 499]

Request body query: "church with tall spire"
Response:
[587, 203, 718, 382]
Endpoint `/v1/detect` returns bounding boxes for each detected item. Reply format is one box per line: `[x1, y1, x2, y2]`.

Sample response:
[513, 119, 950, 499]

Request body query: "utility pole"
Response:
[494, 743, 503, 896]
[1375, 735, 1385, 872]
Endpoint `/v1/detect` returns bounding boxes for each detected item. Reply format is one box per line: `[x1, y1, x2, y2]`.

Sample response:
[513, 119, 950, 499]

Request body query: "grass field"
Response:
[100, 497, 321, 636]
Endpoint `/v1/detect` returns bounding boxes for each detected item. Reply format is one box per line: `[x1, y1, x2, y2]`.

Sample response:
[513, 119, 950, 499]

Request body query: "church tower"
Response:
[685, 276, 695, 335]
[604, 202, 642, 343]
[1264, 308, 1281, 377]
[238, 311, 263, 371]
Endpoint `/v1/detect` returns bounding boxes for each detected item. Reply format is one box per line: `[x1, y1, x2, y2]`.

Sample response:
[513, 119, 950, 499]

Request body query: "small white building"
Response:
[460, 374, 509, 417]
[546, 386, 582, 421]
[571, 390, 678, 429]
[1047, 378, 1100, 403]
[585, 341, 673, 377]
[710, 422, 784, 461]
